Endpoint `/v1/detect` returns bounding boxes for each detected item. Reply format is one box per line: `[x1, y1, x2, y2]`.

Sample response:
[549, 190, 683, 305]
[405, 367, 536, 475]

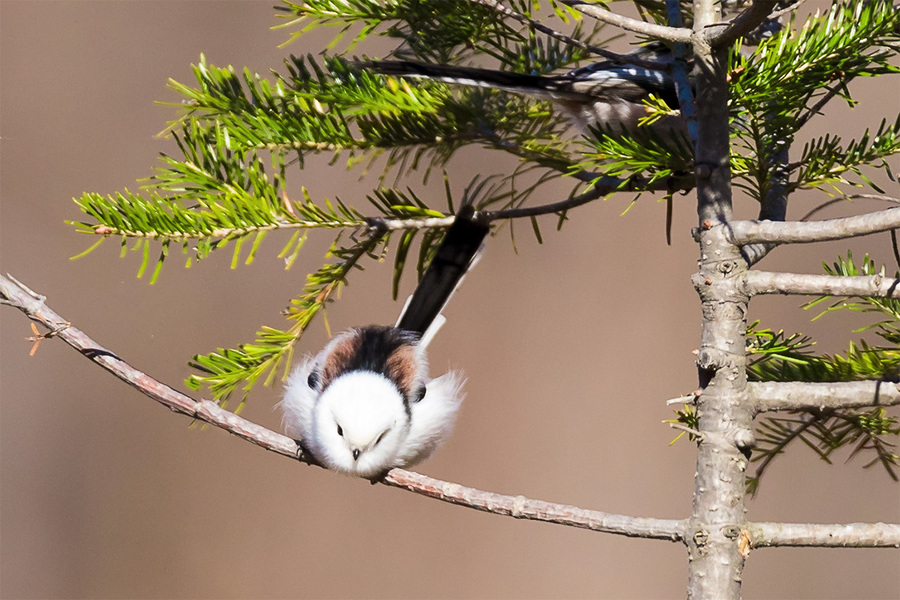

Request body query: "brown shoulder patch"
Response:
[320, 331, 363, 388]
[385, 344, 419, 398]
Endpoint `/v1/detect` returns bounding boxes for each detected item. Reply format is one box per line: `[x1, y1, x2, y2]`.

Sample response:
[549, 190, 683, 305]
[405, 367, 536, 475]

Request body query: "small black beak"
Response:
[352, 448, 361, 461]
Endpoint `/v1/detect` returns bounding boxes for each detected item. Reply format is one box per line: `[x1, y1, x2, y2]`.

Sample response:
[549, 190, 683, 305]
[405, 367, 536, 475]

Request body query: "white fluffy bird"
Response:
[280, 206, 490, 479]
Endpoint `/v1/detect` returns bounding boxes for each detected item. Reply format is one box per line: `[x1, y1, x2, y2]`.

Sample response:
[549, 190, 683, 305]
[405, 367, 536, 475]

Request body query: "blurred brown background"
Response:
[1, 1, 897, 598]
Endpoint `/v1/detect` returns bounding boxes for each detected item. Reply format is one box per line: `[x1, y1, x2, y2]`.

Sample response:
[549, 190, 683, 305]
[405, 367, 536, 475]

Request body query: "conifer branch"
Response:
[0, 273, 686, 542]
[746, 319, 900, 386]
[749, 380, 900, 412]
[728, 1, 899, 208]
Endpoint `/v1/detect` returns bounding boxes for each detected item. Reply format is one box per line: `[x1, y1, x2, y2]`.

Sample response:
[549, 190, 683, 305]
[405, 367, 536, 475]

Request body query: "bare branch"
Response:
[467, 0, 667, 69]
[384, 470, 686, 540]
[745, 271, 900, 297]
[731, 208, 900, 246]
[747, 522, 900, 548]
[556, 0, 692, 43]
[770, 0, 806, 20]
[0, 274, 298, 455]
[668, 422, 703, 439]
[706, 0, 779, 48]
[750, 380, 900, 413]
[482, 174, 693, 221]
[0, 273, 686, 542]
[365, 174, 692, 229]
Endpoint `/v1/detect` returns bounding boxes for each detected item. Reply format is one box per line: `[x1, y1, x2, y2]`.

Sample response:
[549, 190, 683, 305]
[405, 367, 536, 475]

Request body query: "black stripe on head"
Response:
[319, 326, 423, 404]
[346, 326, 420, 375]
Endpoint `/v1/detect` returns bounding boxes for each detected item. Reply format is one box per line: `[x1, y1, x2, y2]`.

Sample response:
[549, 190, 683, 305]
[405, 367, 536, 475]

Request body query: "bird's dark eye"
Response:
[336, 424, 343, 437]
[412, 386, 426, 402]
[307, 370, 319, 390]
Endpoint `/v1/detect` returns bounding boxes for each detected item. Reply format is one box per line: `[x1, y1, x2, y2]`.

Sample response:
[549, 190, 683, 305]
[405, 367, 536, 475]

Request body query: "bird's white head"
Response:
[311, 370, 411, 478]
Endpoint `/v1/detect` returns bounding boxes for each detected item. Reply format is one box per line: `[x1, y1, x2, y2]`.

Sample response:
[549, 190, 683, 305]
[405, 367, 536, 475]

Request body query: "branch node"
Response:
[734, 429, 756, 452]
[669, 422, 704, 439]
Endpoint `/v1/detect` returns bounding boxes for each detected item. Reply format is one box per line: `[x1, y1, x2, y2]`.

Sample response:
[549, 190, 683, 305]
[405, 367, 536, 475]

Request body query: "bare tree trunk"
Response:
[688, 1, 753, 597]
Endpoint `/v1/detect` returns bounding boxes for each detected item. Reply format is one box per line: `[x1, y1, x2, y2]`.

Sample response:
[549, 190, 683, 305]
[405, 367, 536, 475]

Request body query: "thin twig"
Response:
[668, 422, 703, 439]
[770, 0, 806, 20]
[892, 229, 900, 271]
[799, 194, 900, 223]
[367, 174, 691, 229]
[0, 273, 686, 542]
[667, 393, 699, 406]
[483, 174, 693, 221]
[481, 180, 607, 220]
[556, 0, 692, 43]
[6, 274, 897, 549]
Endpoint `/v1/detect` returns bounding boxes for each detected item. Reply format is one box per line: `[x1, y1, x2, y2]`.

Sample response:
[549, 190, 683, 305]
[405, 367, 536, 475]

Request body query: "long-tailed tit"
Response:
[280, 206, 490, 479]
[352, 45, 684, 135]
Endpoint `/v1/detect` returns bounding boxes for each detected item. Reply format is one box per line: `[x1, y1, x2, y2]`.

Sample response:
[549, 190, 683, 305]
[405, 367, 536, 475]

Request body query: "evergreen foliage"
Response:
[742, 251, 900, 493]
[68, 0, 899, 485]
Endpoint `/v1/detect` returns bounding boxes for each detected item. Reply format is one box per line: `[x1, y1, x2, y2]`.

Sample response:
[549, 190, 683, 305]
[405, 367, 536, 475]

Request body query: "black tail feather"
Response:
[396, 205, 490, 337]
[351, 60, 589, 101]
